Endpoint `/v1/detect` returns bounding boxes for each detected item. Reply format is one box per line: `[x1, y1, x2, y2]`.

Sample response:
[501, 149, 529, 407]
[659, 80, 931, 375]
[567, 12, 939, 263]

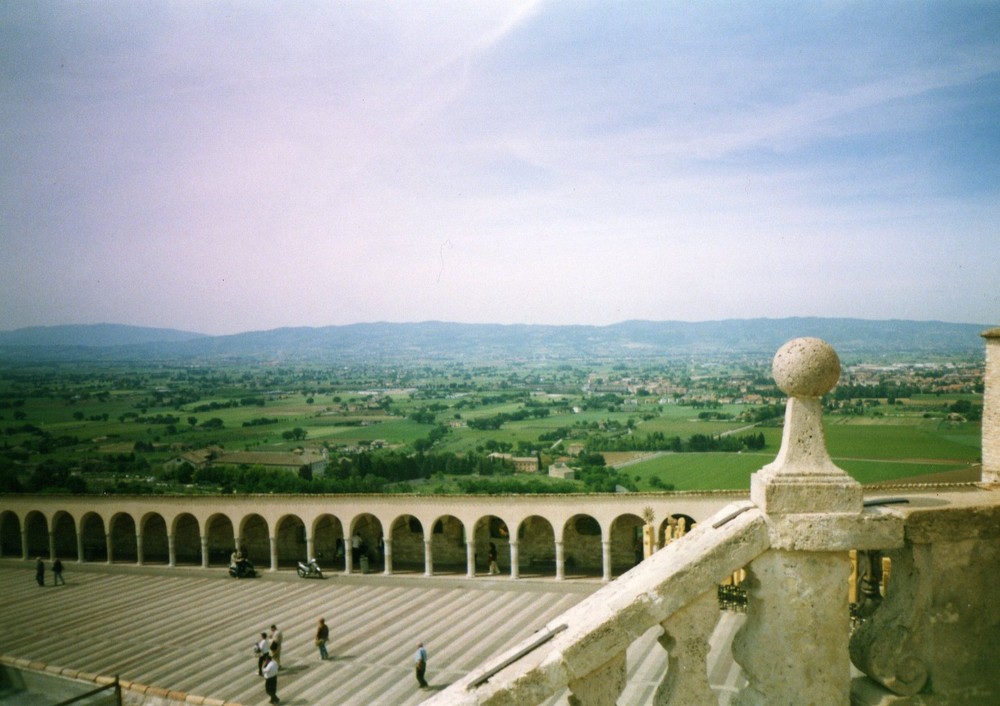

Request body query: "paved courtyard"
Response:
[0, 560, 744, 705]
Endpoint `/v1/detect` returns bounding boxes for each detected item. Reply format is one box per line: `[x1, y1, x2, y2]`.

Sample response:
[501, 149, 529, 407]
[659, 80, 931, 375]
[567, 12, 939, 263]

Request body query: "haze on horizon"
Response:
[2, 2, 998, 337]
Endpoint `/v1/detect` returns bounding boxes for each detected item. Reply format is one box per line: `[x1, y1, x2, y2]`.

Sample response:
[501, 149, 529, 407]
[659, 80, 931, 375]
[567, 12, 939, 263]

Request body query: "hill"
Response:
[0, 318, 988, 363]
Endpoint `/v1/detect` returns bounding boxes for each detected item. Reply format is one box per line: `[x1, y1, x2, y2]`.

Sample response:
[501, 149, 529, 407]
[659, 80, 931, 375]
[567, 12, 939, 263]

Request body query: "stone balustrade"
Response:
[423, 334, 1000, 706]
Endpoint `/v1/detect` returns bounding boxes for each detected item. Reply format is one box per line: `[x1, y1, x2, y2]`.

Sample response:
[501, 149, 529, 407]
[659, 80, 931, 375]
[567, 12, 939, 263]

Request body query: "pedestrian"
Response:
[414, 641, 429, 689]
[315, 618, 329, 660]
[35, 557, 45, 587]
[488, 542, 499, 575]
[255, 632, 270, 676]
[52, 558, 65, 585]
[351, 532, 362, 564]
[261, 653, 280, 704]
[269, 624, 283, 668]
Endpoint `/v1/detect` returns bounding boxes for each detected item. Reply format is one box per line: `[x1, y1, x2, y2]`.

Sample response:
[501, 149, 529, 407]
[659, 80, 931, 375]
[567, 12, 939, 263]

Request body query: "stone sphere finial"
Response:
[772, 337, 840, 398]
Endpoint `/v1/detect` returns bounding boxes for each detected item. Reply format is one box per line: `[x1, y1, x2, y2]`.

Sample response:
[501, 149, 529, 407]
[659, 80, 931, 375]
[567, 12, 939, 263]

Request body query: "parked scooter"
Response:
[229, 558, 256, 578]
[297, 558, 324, 579]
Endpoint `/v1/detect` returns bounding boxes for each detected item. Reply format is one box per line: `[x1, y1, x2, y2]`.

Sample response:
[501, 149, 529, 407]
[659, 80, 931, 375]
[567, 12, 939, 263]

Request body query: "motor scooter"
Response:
[297, 558, 324, 579]
[229, 559, 256, 578]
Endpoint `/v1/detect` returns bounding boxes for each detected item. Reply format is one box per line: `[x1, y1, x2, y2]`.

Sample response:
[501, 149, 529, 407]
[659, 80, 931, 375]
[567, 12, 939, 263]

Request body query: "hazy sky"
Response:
[2, 2, 998, 335]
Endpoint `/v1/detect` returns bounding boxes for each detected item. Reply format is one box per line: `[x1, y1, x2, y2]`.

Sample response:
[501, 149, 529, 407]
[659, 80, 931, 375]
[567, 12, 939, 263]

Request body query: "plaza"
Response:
[0, 559, 746, 705]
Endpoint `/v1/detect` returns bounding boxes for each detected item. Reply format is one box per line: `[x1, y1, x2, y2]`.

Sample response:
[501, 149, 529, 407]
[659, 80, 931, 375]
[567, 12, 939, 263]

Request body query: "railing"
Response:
[424, 335, 1000, 706]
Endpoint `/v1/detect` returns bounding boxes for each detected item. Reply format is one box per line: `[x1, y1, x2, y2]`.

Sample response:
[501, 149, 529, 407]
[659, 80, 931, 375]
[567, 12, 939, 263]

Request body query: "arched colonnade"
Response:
[0, 493, 739, 582]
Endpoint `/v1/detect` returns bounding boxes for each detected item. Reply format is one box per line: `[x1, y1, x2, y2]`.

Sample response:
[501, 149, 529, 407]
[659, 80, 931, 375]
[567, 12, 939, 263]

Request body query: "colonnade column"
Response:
[423, 539, 433, 577]
[48, 531, 56, 561]
[136, 532, 144, 565]
[554, 540, 565, 581]
[167, 533, 176, 567]
[76, 531, 84, 563]
[383, 538, 393, 575]
[305, 534, 315, 562]
[466, 540, 476, 578]
[344, 540, 353, 575]
[601, 540, 612, 583]
[509, 541, 520, 580]
[105, 533, 113, 564]
[200, 535, 209, 568]
[21, 529, 28, 560]
[269, 536, 277, 572]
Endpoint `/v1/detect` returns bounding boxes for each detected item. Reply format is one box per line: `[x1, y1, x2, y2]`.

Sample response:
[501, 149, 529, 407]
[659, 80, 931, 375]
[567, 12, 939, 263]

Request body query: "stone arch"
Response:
[312, 513, 343, 569]
[141, 512, 169, 564]
[349, 513, 383, 571]
[239, 514, 269, 567]
[1, 511, 22, 557]
[563, 513, 603, 576]
[24, 510, 48, 559]
[390, 514, 423, 572]
[52, 511, 78, 561]
[430, 514, 466, 573]
[109, 512, 138, 563]
[205, 513, 235, 567]
[275, 514, 307, 568]
[473, 514, 510, 574]
[173, 513, 201, 565]
[610, 512, 645, 576]
[518, 515, 556, 577]
[80, 512, 106, 562]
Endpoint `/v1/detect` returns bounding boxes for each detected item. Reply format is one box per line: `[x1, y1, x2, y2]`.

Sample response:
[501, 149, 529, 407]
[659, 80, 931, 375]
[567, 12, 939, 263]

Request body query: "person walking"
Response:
[261, 653, 280, 704]
[414, 641, 429, 689]
[35, 557, 45, 587]
[269, 624, 283, 669]
[315, 618, 329, 660]
[52, 558, 65, 585]
[255, 632, 270, 675]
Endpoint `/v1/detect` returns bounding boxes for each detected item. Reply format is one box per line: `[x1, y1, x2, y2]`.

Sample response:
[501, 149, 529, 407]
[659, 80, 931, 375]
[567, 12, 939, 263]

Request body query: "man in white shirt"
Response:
[269, 624, 283, 668]
[262, 654, 280, 704]
[256, 632, 270, 675]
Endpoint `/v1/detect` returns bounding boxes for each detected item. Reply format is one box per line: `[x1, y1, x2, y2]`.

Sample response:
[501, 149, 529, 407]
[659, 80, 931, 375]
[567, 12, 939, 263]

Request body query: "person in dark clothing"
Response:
[316, 618, 329, 660]
[35, 558, 45, 586]
[52, 558, 65, 585]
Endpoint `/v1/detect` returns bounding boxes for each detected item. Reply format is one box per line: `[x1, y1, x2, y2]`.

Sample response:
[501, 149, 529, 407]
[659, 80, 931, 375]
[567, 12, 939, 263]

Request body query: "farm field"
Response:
[0, 355, 984, 495]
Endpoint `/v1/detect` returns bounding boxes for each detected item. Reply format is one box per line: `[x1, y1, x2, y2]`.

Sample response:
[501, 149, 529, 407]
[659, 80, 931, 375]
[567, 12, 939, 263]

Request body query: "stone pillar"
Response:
[200, 535, 209, 568]
[734, 338, 863, 706]
[269, 535, 278, 572]
[601, 540, 612, 583]
[555, 540, 565, 580]
[383, 538, 393, 575]
[167, 533, 176, 567]
[981, 328, 1000, 484]
[466, 540, 476, 578]
[76, 532, 84, 563]
[509, 541, 520, 580]
[423, 539, 433, 577]
[305, 534, 314, 562]
[136, 532, 144, 565]
[21, 529, 28, 560]
[106, 533, 114, 564]
[48, 531, 56, 561]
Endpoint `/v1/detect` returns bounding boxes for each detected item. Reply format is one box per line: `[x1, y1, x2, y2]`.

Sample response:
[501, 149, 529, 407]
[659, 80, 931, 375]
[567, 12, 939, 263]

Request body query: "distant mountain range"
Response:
[0, 319, 990, 363]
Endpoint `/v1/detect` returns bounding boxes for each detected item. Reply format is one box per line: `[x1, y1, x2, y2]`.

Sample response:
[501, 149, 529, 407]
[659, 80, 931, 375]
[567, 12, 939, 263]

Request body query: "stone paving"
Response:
[0, 560, 744, 705]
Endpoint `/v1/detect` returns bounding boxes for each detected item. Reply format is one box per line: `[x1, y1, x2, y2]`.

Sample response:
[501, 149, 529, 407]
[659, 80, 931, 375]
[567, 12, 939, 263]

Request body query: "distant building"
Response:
[548, 462, 575, 480]
[488, 453, 539, 473]
[216, 449, 328, 476]
[166, 447, 328, 476]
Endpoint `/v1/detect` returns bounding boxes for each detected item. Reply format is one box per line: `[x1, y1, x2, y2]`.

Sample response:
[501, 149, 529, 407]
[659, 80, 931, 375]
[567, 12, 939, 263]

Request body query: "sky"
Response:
[1, 1, 998, 335]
